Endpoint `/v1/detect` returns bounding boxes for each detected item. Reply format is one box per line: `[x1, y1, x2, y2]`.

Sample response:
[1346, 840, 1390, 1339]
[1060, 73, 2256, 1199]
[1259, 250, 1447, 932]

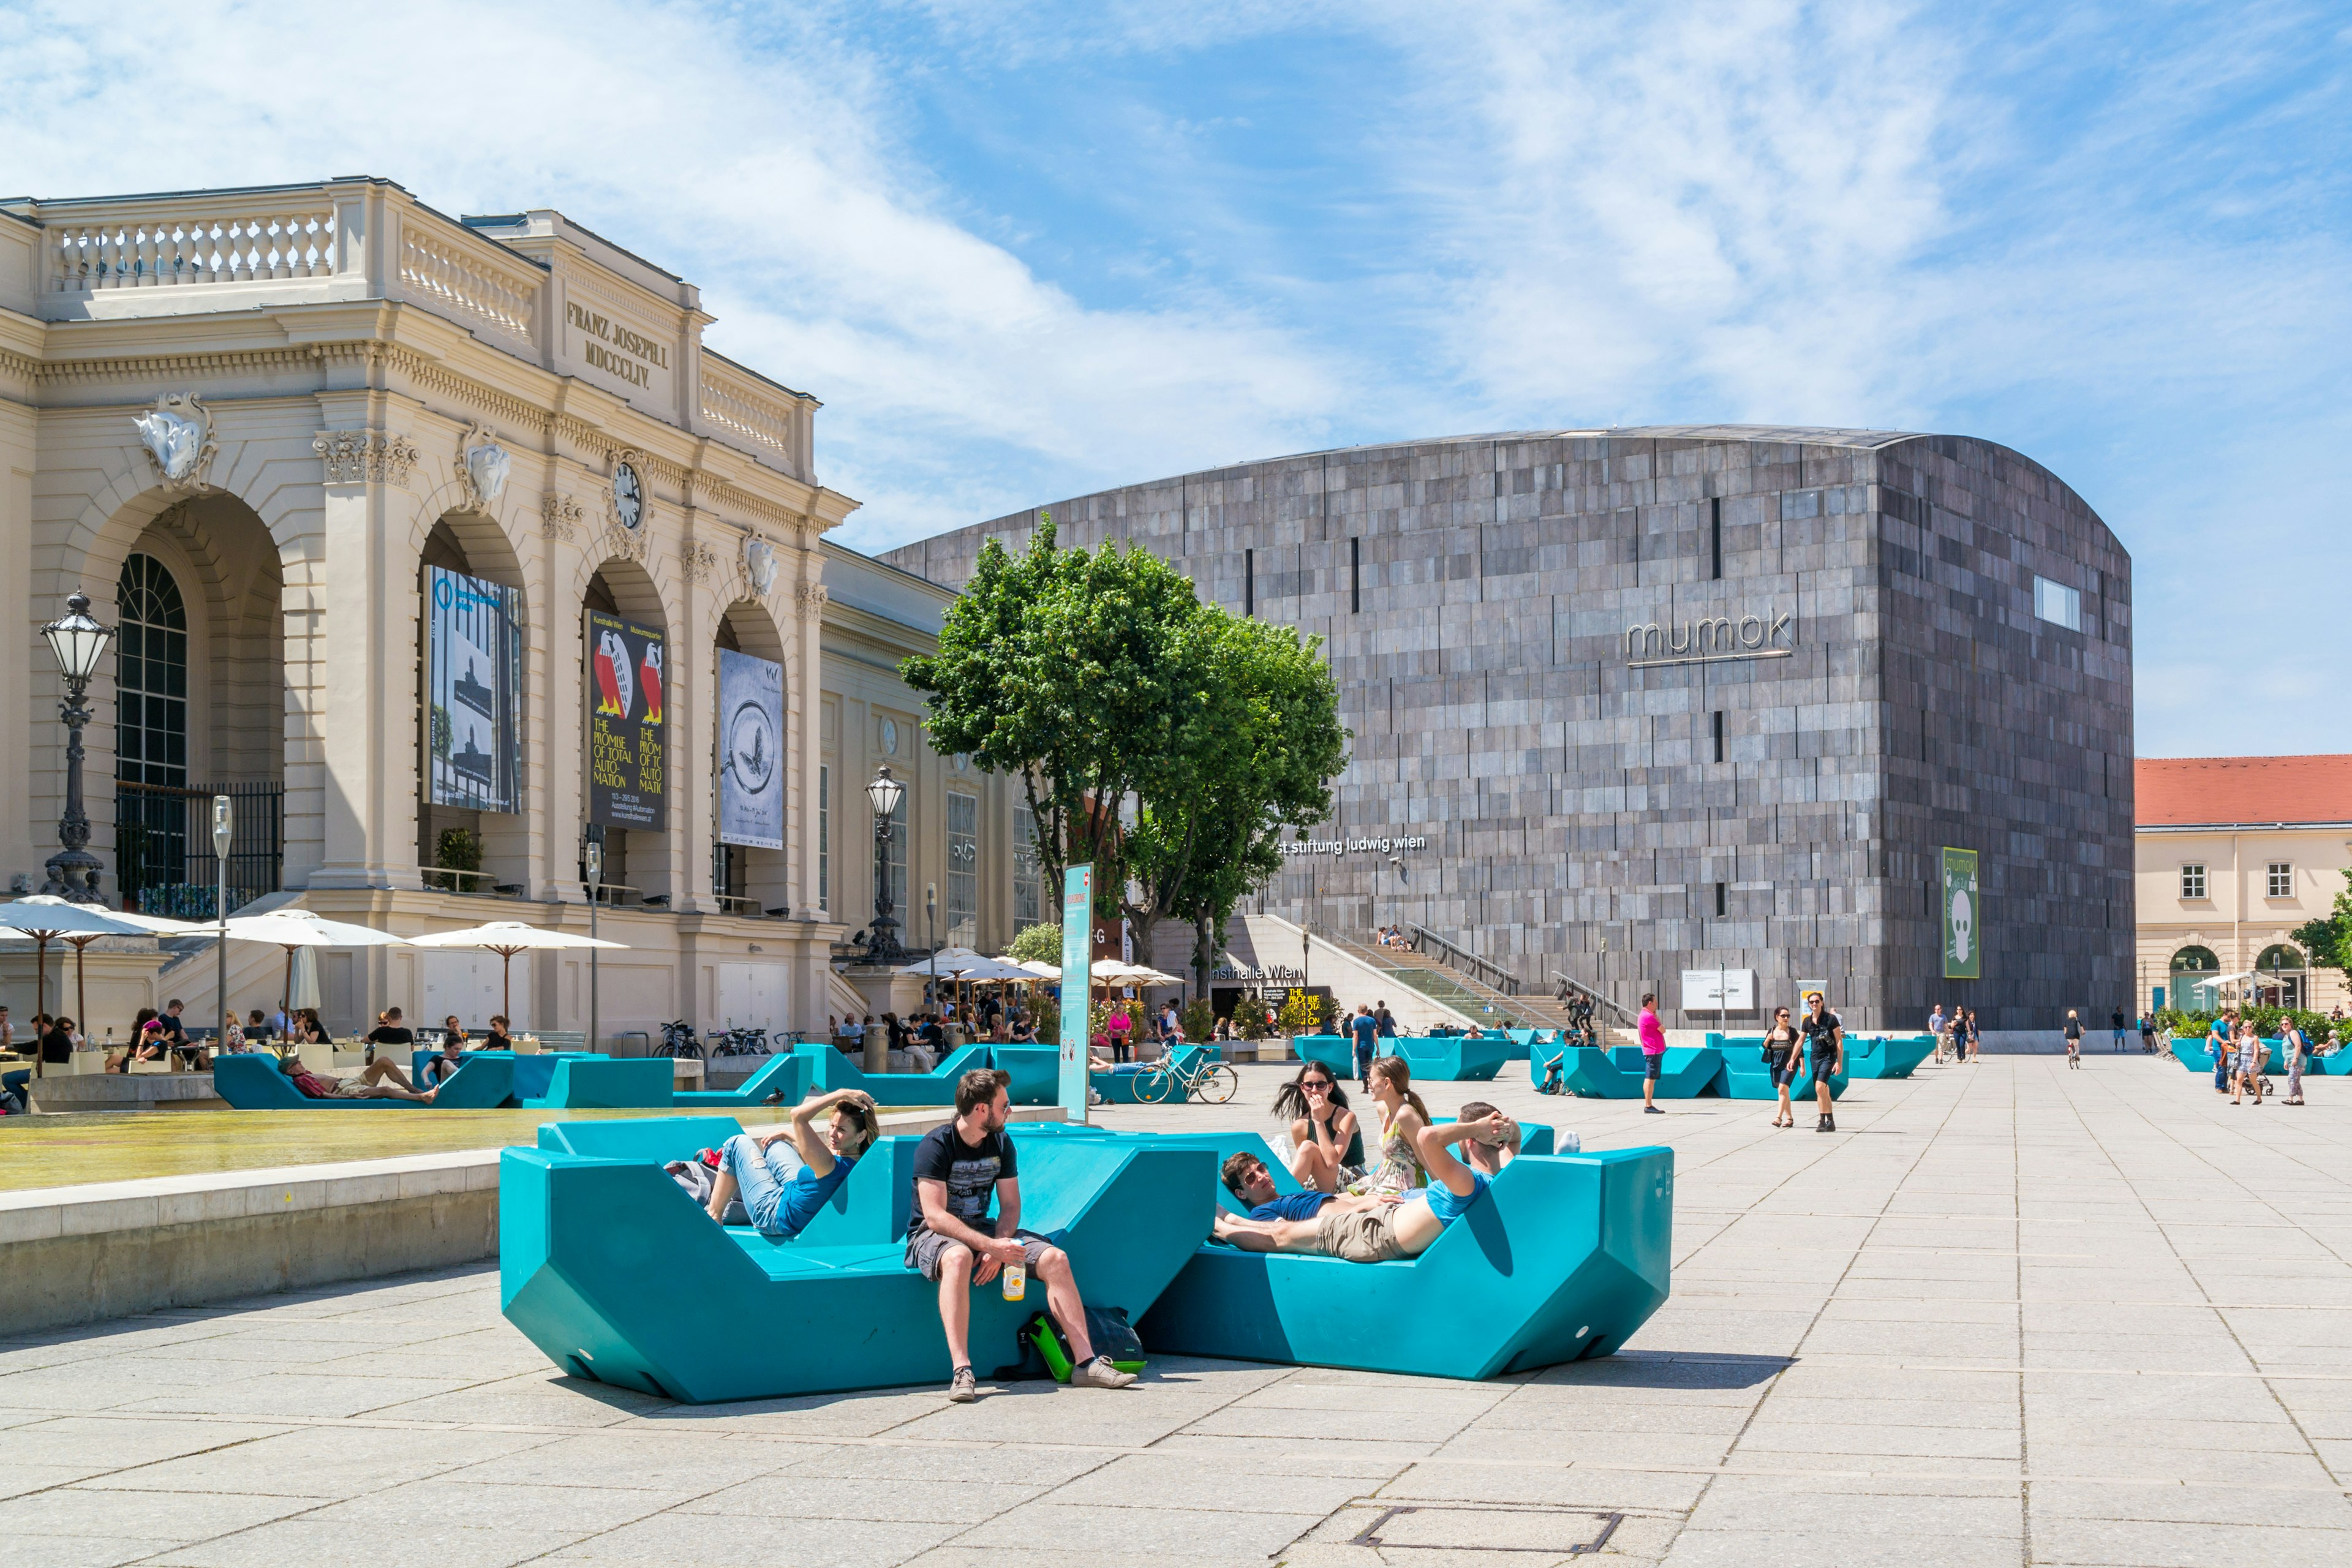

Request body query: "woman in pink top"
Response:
[1637, 993, 1667, 1115]
[1108, 1008, 1133, 1064]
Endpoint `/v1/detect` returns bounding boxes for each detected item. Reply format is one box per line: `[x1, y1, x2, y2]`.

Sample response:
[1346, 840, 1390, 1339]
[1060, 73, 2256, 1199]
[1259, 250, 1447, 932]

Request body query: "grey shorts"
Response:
[905, 1226, 1054, 1282]
[1315, 1205, 1406, 1264]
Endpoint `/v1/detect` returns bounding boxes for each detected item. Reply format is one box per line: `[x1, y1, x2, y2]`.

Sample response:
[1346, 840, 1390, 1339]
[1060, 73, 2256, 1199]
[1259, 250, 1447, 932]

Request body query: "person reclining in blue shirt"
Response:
[1210, 1102, 1520, 1263]
[702, 1088, 878, 1240]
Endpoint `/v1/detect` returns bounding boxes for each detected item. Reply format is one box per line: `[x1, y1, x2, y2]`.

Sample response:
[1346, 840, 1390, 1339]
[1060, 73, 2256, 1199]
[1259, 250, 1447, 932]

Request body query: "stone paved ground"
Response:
[3, 1052, 2348, 1567]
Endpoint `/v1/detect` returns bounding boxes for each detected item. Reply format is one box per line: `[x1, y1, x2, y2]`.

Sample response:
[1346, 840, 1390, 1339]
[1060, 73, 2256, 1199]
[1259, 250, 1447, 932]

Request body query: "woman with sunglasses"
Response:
[1272, 1062, 1365, 1192]
[1762, 1006, 1803, 1128]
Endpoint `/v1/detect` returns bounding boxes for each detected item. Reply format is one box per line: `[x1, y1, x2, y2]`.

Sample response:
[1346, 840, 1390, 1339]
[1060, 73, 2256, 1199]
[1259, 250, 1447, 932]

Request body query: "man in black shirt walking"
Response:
[1801, 992, 1842, 1133]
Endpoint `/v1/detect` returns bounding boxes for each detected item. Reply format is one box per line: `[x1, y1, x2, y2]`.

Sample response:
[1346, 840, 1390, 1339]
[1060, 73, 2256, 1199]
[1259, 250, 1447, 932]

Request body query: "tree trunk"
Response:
[1194, 911, 1213, 997]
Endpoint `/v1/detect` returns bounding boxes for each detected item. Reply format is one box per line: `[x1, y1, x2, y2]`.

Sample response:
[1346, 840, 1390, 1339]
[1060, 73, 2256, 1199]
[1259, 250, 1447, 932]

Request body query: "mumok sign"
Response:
[1624, 605, 1796, 668]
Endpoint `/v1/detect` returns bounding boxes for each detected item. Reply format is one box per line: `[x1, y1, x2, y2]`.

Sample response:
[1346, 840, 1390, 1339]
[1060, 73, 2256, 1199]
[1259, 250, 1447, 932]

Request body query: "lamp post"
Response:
[863, 766, 905, 965]
[39, 592, 116, 903]
[926, 880, 939, 1012]
[583, 824, 604, 1050]
[213, 795, 232, 1045]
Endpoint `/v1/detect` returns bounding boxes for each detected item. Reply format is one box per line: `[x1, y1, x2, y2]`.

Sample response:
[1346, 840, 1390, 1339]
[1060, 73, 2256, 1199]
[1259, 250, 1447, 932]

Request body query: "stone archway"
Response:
[714, 598, 791, 916]
[417, 508, 530, 895]
[582, 554, 671, 904]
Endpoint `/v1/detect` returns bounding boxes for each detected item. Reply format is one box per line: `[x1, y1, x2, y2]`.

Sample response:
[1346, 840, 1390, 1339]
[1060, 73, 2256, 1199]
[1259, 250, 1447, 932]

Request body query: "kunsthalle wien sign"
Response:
[427, 567, 521, 814]
[715, 649, 783, 851]
[1942, 847, 1980, 980]
[1059, 865, 1093, 1119]
[586, 611, 666, 832]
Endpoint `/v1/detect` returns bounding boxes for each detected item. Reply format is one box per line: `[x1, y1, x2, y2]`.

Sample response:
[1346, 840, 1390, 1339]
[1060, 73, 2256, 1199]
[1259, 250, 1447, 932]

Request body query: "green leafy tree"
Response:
[1006, 922, 1064, 966]
[2290, 868, 2352, 970]
[902, 513, 1208, 924]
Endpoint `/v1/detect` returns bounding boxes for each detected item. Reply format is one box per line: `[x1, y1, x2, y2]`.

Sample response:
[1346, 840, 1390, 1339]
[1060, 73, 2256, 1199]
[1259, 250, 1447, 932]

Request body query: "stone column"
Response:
[537, 489, 588, 908]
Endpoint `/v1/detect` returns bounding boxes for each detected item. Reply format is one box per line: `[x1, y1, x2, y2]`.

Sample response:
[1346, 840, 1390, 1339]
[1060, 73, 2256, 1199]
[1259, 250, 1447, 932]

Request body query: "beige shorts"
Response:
[1316, 1205, 1406, 1264]
[330, 1079, 372, 1098]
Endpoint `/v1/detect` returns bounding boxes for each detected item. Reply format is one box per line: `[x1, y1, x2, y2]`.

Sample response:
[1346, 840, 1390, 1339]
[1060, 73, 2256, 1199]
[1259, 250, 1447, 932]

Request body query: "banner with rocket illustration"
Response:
[587, 610, 668, 832]
[716, 649, 784, 851]
[427, 567, 521, 814]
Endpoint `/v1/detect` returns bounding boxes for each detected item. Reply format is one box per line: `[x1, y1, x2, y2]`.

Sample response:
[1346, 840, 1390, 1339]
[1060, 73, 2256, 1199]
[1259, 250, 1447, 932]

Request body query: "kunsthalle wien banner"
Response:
[715, 649, 784, 851]
[586, 610, 667, 832]
[426, 567, 521, 814]
[1059, 864, 1093, 1118]
[1942, 846, 1980, 980]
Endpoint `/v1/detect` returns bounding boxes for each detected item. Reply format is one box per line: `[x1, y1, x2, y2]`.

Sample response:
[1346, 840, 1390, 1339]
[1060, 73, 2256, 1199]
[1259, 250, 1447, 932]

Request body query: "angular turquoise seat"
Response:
[1292, 1035, 1354, 1076]
[1539, 1044, 1721, 1098]
[1087, 1045, 1216, 1104]
[673, 1051, 813, 1109]
[1837, 1036, 1936, 1080]
[1392, 1035, 1512, 1081]
[409, 1049, 605, 1103]
[1128, 1129, 1671, 1380]
[1499, 1029, 1539, 1061]
[521, 1057, 673, 1109]
[538, 1117, 747, 1159]
[990, 1046, 1061, 1105]
[797, 1042, 994, 1106]
[2171, 1038, 2291, 1074]
[500, 1117, 1215, 1402]
[214, 1050, 513, 1109]
[1705, 1033, 1846, 1099]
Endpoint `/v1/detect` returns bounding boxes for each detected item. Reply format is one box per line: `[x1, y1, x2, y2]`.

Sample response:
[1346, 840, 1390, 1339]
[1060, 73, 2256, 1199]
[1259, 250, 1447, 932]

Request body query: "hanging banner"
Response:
[1059, 864, 1093, 1119]
[586, 610, 667, 832]
[426, 567, 521, 813]
[716, 649, 783, 850]
[1942, 846, 1980, 980]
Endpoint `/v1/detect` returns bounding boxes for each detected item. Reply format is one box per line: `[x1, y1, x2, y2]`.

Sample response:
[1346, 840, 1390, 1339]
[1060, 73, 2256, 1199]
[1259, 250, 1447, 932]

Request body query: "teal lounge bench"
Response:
[1121, 1128, 1670, 1380]
[1536, 1044, 1721, 1099]
[538, 1116, 748, 1159]
[1390, 1035, 1512, 1082]
[673, 1051, 814, 1110]
[499, 1117, 1215, 1402]
[796, 1042, 995, 1106]
[519, 1057, 673, 1109]
[990, 1046, 1061, 1106]
[409, 1049, 605, 1103]
[1292, 1035, 1354, 1077]
[214, 1051, 513, 1109]
[1838, 1035, 1936, 1079]
[2169, 1038, 2320, 1075]
[1499, 1029, 1544, 1061]
[1705, 1033, 1847, 1099]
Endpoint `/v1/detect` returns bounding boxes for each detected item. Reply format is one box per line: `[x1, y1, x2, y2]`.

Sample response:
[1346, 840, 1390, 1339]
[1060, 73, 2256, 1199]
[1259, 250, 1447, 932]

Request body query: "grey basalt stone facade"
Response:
[885, 426, 2133, 1031]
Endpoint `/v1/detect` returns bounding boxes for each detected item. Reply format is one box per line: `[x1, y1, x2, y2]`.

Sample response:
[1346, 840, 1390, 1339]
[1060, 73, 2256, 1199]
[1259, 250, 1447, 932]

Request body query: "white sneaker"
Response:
[1067, 1356, 1137, 1389]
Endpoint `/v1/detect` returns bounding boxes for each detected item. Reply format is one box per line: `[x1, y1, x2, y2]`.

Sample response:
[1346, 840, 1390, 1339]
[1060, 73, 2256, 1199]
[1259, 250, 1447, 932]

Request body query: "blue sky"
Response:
[3, 0, 2345, 756]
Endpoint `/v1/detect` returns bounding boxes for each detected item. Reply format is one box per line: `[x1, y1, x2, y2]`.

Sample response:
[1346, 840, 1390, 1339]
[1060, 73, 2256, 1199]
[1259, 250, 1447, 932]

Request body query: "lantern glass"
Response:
[42, 597, 113, 682]
[865, 766, 903, 821]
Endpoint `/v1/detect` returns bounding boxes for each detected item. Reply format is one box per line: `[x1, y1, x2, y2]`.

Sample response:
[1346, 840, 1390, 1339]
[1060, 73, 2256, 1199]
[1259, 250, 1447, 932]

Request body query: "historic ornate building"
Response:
[0, 176, 910, 1039]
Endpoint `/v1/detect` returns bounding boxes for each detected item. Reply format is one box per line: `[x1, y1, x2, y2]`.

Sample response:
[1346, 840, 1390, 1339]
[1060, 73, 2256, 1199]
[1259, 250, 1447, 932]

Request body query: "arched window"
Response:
[116, 553, 188, 787]
[2255, 944, 2305, 972]
[2169, 945, 2219, 973]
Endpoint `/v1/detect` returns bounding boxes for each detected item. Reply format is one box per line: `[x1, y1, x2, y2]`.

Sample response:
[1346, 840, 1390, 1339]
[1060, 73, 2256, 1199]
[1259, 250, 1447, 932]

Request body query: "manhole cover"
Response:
[1350, 1506, 1623, 1555]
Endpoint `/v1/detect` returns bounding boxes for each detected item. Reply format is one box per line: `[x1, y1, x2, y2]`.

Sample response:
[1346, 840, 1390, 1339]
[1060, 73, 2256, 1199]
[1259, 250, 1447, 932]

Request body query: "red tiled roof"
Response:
[2136, 755, 2352, 827]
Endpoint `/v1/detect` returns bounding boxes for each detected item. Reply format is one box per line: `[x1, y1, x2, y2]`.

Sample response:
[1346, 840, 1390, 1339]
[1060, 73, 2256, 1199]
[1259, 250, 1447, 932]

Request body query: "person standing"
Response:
[1374, 1001, 1397, 1042]
[2207, 1012, 2233, 1095]
[1801, 992, 1842, 1133]
[2139, 1012, 2157, 1054]
[2282, 1016, 2309, 1106]
[1349, 1003, 1380, 1092]
[2233, 1021, 2265, 1106]
[1928, 1003, 1947, 1061]
[2064, 1009, 2083, 1069]
[1965, 1006, 1981, 1063]
[1763, 1006, 1803, 1129]
[2110, 1007, 2126, 1053]
[1637, 993, 1667, 1114]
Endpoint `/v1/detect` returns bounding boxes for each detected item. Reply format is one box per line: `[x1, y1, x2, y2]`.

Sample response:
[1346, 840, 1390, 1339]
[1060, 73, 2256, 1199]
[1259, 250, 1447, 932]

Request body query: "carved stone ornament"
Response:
[682, 540, 720, 586]
[134, 393, 217, 492]
[744, 537, 778, 597]
[607, 448, 649, 532]
[313, 429, 422, 487]
[597, 519, 650, 567]
[794, 582, 829, 621]
[540, 492, 582, 541]
[457, 421, 511, 508]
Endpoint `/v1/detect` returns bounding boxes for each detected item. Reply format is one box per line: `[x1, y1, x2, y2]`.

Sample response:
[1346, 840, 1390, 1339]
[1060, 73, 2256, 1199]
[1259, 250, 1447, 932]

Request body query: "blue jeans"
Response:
[720, 1134, 806, 1237]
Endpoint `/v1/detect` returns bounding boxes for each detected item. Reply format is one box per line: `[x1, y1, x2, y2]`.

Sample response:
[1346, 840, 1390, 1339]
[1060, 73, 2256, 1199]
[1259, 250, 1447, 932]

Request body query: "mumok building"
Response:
[890, 428, 2138, 1034]
[0, 177, 1028, 1042]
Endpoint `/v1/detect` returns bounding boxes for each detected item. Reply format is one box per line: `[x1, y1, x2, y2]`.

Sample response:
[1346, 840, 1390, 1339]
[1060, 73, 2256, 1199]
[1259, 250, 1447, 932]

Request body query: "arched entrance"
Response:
[418, 512, 527, 895]
[584, 557, 669, 905]
[714, 600, 789, 916]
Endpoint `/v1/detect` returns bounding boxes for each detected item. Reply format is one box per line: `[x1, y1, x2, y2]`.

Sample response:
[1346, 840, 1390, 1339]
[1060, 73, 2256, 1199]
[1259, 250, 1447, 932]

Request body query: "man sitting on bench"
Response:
[280, 1053, 439, 1102]
[1211, 1103, 1520, 1263]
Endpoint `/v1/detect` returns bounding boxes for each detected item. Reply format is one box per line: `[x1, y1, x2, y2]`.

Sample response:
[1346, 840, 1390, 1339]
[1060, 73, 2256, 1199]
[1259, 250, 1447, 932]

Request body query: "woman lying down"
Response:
[1212, 1102, 1518, 1264]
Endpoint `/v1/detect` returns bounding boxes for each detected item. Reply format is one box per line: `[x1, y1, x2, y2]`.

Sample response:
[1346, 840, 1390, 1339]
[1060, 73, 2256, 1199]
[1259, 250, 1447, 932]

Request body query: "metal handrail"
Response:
[1551, 970, 1638, 1024]
[1406, 924, 1522, 995]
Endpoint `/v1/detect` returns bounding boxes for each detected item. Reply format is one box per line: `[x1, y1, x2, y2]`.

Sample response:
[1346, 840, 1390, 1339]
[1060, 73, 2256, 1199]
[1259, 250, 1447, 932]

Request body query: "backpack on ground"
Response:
[1022, 1307, 1145, 1382]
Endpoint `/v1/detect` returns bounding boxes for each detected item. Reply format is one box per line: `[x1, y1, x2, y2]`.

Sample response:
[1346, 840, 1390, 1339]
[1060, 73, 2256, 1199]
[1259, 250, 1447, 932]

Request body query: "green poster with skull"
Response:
[1942, 847, 1980, 980]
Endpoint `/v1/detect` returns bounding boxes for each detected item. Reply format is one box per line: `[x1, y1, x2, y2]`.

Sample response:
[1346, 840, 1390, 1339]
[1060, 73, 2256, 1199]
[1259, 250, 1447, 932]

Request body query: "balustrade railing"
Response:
[699, 355, 804, 474]
[51, 209, 337, 293]
[396, 221, 538, 345]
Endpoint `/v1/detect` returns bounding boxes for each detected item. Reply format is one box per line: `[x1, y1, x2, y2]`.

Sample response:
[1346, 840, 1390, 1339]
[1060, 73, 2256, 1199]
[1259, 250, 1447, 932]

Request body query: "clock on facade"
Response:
[612, 462, 644, 530]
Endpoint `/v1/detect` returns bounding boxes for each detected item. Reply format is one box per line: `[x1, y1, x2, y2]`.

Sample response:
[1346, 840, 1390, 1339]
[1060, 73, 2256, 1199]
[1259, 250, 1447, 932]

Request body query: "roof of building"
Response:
[2136, 755, 2352, 827]
[1194, 423, 1923, 474]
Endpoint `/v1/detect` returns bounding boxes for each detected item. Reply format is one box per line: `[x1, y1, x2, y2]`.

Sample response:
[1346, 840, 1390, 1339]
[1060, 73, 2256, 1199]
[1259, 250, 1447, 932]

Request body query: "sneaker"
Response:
[1815, 1116, 1829, 1133]
[1643, 1106, 1664, 1115]
[1823, 1115, 1836, 1132]
[947, 1365, 977, 1403]
[1067, 1355, 1137, 1390]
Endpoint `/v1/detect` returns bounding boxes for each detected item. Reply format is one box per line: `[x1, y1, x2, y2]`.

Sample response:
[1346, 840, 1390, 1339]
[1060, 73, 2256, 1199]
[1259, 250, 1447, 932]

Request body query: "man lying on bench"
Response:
[281, 1054, 439, 1103]
[1211, 1103, 1520, 1263]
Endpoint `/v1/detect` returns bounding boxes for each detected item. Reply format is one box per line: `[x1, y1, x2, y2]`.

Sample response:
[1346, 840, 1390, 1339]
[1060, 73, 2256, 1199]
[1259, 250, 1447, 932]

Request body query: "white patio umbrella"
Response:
[0, 898, 157, 1076]
[1008, 959, 1061, 981]
[405, 920, 627, 1022]
[287, 945, 322, 1012]
[214, 909, 411, 1029]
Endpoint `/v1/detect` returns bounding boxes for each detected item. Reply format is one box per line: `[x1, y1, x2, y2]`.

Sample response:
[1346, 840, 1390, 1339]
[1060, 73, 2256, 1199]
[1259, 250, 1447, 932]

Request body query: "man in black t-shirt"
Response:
[906, 1068, 1138, 1403]
[364, 1006, 415, 1066]
[1801, 993, 1842, 1134]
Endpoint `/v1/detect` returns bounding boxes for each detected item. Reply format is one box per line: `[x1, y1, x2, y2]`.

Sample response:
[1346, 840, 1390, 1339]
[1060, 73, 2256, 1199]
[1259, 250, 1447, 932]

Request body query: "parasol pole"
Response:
[32, 932, 50, 1078]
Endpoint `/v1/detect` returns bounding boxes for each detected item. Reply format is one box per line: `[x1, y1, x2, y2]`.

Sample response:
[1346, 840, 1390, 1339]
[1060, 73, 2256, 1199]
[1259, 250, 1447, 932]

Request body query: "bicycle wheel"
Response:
[1134, 1069, 1177, 1104]
[1195, 1064, 1239, 1104]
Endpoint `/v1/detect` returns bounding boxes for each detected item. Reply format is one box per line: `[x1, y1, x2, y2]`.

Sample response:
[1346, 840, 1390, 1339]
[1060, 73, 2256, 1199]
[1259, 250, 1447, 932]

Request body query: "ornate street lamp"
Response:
[864, 766, 905, 965]
[40, 592, 117, 903]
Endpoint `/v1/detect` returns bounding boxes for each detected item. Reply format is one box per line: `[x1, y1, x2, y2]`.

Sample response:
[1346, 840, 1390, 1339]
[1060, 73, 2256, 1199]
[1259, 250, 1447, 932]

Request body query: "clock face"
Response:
[613, 463, 643, 530]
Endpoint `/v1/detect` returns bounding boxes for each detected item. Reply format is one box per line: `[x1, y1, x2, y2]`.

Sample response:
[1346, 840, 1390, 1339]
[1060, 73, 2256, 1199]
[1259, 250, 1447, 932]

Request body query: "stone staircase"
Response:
[1314, 927, 1638, 1044]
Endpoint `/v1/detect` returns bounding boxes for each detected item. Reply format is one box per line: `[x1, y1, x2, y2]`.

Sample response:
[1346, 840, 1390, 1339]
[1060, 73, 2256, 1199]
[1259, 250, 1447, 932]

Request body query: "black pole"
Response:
[41, 666, 102, 902]
[866, 803, 903, 965]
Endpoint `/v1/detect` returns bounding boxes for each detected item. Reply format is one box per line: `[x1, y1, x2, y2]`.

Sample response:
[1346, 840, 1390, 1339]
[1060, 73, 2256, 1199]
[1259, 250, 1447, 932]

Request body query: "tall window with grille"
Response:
[946, 791, 978, 947]
[116, 554, 188, 788]
[1013, 801, 1042, 927]
[2180, 863, 2207, 900]
[818, 764, 830, 910]
[2267, 862, 2293, 898]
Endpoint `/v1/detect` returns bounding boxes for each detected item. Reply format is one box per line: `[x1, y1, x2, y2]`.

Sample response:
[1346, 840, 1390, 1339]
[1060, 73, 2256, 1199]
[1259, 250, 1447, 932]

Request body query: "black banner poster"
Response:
[586, 610, 666, 832]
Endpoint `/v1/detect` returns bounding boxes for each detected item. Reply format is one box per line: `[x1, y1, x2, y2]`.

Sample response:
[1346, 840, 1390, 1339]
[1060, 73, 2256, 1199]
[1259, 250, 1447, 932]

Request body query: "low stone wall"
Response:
[25, 1071, 225, 1113]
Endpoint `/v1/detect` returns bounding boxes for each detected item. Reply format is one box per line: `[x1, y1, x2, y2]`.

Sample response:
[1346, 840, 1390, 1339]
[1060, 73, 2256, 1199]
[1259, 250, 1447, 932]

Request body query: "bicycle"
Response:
[708, 1026, 771, 1058]
[655, 1019, 703, 1060]
[1136, 1048, 1238, 1105]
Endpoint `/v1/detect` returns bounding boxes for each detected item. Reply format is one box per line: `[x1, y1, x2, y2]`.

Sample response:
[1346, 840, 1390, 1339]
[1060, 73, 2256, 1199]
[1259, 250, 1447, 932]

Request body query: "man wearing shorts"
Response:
[1212, 1104, 1521, 1261]
[1349, 1003, 1379, 1090]
[1215, 1150, 1411, 1261]
[1801, 992, 1842, 1133]
[1637, 992, 1667, 1114]
[907, 1068, 1137, 1401]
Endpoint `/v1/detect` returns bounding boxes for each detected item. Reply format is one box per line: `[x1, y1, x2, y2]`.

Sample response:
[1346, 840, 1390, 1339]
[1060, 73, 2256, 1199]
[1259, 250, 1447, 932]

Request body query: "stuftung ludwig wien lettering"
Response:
[1280, 834, 1431, 859]
[1624, 605, 1795, 664]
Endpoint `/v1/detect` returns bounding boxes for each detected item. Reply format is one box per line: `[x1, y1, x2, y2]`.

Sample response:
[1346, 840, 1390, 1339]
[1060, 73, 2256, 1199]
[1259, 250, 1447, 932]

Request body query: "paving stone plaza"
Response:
[4, 1055, 2345, 1567]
